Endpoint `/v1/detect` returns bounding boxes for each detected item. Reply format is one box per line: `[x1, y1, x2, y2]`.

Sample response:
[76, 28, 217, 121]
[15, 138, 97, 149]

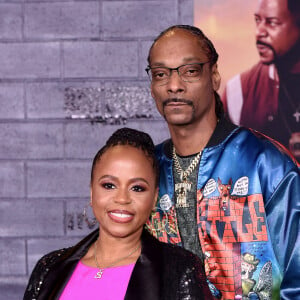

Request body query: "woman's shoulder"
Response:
[36, 246, 71, 268]
[24, 247, 72, 299]
[160, 241, 203, 269]
[142, 229, 201, 265]
[142, 231, 213, 299]
[33, 229, 99, 270]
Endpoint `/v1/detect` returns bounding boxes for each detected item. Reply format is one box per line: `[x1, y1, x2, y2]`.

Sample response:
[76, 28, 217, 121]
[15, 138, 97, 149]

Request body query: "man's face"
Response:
[148, 29, 220, 127]
[255, 0, 300, 64]
[241, 261, 256, 280]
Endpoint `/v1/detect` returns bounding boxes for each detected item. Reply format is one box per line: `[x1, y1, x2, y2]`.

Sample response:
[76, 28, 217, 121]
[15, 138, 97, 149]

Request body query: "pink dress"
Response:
[59, 261, 135, 300]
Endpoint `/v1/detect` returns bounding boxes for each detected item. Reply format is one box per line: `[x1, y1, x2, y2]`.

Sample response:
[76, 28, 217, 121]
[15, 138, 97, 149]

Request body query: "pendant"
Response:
[293, 111, 300, 122]
[175, 179, 192, 208]
[95, 269, 104, 279]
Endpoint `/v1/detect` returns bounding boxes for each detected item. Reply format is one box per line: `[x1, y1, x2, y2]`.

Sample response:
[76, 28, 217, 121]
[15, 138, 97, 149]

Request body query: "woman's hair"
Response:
[91, 127, 159, 186]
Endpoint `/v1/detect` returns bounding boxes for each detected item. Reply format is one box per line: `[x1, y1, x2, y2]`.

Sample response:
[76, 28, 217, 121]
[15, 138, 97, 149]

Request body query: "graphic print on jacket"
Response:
[146, 176, 281, 300]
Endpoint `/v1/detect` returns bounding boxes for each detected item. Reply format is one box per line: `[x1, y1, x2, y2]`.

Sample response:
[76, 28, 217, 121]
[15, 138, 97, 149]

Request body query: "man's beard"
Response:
[256, 40, 277, 64]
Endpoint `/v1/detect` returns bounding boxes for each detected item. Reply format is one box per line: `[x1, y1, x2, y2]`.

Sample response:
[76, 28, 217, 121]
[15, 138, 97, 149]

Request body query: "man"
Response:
[222, 0, 300, 162]
[145, 25, 300, 300]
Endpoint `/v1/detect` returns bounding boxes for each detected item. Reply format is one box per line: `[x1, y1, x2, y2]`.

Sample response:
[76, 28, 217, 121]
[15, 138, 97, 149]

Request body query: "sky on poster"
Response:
[194, 0, 259, 94]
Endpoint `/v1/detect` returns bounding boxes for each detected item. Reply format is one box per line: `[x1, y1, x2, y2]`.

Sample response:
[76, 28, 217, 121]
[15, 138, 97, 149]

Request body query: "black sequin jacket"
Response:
[24, 229, 214, 300]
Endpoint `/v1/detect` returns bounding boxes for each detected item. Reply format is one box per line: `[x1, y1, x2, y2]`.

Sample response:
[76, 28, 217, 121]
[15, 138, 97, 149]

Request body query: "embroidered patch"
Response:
[159, 194, 173, 211]
[232, 176, 249, 196]
[203, 178, 217, 196]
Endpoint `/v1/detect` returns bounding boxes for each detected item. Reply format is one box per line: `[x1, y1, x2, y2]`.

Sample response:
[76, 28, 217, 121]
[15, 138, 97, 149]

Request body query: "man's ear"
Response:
[212, 63, 221, 91]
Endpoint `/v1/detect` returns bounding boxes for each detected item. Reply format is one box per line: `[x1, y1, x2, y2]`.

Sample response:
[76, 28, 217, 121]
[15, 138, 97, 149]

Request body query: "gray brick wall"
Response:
[0, 1, 193, 299]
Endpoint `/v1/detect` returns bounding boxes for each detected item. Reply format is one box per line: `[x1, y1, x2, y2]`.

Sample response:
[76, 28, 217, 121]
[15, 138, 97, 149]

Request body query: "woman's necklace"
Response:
[94, 240, 141, 279]
[173, 146, 202, 208]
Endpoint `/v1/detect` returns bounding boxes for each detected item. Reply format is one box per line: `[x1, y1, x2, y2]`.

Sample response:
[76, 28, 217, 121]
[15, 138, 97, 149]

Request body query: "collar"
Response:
[125, 230, 161, 300]
[290, 58, 300, 74]
[163, 116, 237, 159]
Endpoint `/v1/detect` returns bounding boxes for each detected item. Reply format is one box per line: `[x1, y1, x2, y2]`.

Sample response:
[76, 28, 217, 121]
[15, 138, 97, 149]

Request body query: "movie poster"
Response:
[194, 0, 300, 162]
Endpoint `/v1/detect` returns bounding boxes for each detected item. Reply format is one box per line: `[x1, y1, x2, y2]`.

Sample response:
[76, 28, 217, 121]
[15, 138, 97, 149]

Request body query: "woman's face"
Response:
[91, 145, 158, 240]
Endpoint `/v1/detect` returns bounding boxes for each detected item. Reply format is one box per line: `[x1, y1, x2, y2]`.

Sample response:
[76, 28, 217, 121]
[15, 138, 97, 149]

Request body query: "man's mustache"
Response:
[162, 98, 193, 108]
[256, 40, 274, 52]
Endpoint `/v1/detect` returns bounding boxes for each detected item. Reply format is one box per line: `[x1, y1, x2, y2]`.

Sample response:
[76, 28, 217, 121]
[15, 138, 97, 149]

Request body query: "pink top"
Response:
[59, 261, 135, 300]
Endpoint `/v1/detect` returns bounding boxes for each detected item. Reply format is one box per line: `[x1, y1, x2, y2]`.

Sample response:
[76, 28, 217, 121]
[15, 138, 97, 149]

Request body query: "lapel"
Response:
[38, 229, 99, 300]
[125, 230, 162, 300]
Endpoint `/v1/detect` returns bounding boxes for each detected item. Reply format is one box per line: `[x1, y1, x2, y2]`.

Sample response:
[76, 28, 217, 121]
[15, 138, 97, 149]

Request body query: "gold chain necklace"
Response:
[94, 240, 141, 279]
[172, 146, 202, 208]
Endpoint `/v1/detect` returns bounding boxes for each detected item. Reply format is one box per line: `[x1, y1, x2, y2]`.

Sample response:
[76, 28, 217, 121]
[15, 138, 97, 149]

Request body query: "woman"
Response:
[24, 128, 213, 300]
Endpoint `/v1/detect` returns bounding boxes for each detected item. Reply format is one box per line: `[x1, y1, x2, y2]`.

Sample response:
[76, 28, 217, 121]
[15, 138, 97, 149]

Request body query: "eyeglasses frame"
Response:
[145, 61, 211, 85]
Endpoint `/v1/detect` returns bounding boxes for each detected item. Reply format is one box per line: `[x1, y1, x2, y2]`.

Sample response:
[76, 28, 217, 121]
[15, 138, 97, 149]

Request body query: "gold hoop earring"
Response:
[82, 203, 97, 229]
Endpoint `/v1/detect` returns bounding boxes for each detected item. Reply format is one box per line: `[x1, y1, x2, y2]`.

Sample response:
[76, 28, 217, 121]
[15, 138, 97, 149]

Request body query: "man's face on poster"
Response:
[254, 0, 300, 64]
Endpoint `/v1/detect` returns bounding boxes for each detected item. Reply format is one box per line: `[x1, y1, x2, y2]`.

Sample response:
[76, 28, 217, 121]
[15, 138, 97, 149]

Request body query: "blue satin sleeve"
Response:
[265, 168, 300, 299]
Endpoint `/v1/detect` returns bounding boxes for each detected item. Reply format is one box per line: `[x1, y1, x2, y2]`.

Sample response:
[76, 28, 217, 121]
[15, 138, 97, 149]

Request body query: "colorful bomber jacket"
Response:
[146, 118, 300, 300]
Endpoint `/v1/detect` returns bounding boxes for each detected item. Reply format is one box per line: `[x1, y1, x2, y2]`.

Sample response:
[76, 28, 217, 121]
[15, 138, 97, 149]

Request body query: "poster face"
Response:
[195, 0, 300, 162]
[194, 1, 258, 94]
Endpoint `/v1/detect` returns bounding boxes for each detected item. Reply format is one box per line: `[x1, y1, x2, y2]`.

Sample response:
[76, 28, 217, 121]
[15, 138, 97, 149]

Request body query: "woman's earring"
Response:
[82, 202, 97, 229]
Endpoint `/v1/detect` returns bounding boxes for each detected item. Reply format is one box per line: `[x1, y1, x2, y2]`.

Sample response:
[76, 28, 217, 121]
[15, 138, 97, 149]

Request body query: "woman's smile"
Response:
[108, 210, 134, 223]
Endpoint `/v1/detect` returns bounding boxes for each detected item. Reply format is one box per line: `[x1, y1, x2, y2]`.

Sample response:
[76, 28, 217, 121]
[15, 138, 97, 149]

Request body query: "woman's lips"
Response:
[108, 210, 134, 223]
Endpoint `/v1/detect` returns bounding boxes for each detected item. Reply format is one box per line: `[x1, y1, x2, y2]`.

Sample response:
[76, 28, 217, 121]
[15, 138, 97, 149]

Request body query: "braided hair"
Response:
[91, 128, 159, 186]
[147, 24, 219, 66]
